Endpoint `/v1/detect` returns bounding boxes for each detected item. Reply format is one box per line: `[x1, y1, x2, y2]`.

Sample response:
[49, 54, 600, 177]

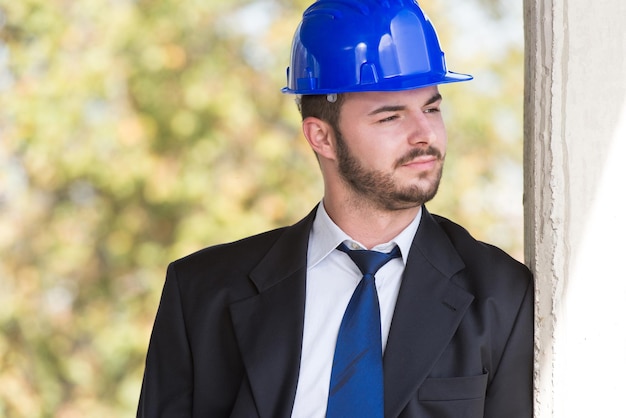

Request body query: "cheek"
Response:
[341, 126, 392, 164]
[360, 137, 398, 167]
[436, 126, 448, 153]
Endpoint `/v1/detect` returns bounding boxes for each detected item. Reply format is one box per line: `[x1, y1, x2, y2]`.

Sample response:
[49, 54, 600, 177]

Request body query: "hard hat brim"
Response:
[282, 71, 473, 95]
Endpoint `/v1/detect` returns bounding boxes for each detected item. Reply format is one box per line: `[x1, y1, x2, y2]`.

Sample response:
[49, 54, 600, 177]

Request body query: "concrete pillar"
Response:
[524, 0, 626, 416]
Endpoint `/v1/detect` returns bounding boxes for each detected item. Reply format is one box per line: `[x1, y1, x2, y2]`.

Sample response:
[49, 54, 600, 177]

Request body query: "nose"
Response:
[407, 111, 439, 146]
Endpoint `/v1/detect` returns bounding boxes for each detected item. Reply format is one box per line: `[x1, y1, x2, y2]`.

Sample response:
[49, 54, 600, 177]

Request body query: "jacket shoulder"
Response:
[430, 213, 532, 297]
[166, 207, 315, 295]
[166, 226, 292, 294]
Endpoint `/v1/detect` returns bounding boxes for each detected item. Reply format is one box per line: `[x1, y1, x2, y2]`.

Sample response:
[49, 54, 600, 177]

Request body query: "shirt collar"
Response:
[307, 201, 422, 269]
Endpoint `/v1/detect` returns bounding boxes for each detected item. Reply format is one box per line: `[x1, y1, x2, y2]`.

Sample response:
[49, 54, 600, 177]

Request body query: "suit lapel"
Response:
[383, 208, 475, 418]
[228, 209, 316, 418]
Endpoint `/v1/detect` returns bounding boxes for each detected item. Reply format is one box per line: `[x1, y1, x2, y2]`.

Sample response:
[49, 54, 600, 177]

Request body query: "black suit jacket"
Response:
[138, 206, 533, 417]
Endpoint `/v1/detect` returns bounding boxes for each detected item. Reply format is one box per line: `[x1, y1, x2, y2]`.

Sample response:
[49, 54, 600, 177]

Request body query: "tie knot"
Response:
[337, 243, 401, 278]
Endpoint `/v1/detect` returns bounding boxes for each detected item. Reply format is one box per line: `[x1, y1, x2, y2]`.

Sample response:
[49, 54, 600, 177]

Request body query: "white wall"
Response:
[525, 0, 626, 416]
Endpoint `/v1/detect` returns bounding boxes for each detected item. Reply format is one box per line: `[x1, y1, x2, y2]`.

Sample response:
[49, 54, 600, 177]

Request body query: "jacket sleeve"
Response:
[484, 275, 534, 417]
[137, 264, 193, 417]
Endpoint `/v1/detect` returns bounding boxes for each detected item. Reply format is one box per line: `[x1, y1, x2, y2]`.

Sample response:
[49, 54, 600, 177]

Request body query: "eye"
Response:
[378, 114, 399, 123]
[424, 107, 441, 114]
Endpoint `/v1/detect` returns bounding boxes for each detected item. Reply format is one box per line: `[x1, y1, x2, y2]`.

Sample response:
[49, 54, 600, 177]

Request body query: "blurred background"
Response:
[0, 0, 523, 416]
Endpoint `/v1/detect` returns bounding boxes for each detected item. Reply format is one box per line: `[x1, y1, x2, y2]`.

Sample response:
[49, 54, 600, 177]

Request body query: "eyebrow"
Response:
[367, 93, 443, 116]
[425, 93, 443, 106]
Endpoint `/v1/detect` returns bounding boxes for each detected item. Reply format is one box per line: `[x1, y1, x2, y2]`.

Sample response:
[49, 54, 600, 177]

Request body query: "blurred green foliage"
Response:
[0, 0, 523, 416]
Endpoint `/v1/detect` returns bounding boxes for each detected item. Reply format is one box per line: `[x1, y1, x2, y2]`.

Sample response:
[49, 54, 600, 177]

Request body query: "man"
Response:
[137, 0, 534, 417]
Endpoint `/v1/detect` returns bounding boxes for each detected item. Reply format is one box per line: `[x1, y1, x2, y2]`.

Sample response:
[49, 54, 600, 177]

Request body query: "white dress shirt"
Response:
[290, 202, 422, 418]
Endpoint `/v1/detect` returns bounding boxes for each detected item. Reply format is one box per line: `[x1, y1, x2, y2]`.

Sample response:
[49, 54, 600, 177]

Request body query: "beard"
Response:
[335, 130, 444, 211]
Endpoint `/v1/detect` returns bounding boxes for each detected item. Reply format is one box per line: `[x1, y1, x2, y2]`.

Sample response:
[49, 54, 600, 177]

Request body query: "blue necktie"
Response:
[326, 243, 402, 418]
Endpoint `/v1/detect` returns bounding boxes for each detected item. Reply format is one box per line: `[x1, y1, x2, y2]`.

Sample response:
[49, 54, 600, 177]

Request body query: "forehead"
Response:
[342, 86, 441, 109]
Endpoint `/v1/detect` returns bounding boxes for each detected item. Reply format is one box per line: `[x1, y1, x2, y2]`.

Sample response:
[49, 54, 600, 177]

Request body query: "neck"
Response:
[322, 196, 421, 249]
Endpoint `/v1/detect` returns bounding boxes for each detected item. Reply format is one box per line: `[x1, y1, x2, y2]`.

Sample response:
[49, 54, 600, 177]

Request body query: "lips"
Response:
[400, 157, 440, 174]
[403, 156, 437, 166]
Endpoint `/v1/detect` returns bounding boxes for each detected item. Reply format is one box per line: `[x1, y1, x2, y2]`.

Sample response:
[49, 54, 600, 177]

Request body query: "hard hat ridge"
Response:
[282, 0, 472, 95]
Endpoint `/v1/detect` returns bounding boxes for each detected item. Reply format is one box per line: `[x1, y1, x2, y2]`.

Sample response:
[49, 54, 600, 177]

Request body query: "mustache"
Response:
[394, 146, 444, 168]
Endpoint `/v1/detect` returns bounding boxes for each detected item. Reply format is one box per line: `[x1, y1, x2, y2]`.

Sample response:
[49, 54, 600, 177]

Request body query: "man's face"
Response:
[334, 86, 447, 211]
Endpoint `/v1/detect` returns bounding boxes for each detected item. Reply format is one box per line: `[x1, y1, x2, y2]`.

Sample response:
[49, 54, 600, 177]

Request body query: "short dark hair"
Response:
[299, 94, 345, 132]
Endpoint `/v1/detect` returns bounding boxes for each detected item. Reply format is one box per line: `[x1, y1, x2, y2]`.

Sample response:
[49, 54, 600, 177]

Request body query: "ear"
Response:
[302, 117, 337, 161]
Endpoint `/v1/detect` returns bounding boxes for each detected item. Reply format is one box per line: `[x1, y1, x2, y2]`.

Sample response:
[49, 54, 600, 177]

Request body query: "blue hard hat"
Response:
[282, 0, 472, 94]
